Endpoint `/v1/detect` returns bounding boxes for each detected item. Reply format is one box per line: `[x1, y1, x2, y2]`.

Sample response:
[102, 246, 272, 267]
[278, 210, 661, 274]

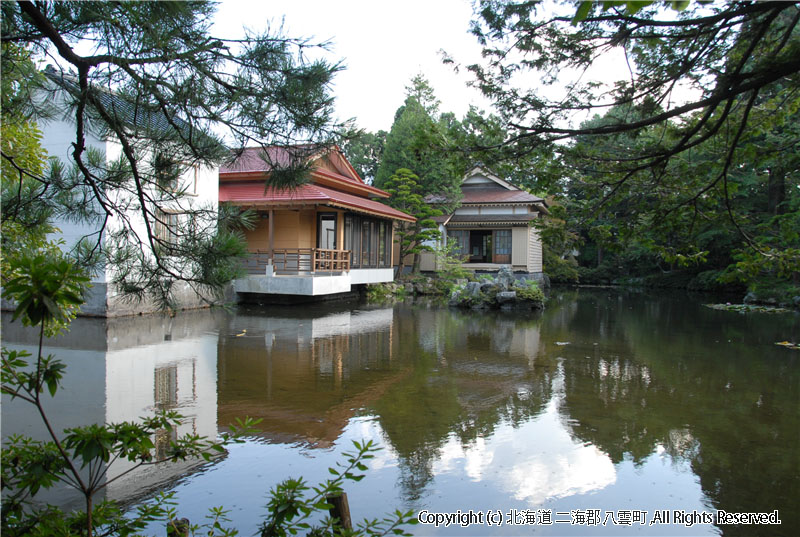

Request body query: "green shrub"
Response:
[687, 270, 745, 293]
[543, 248, 579, 283]
[516, 281, 545, 304]
[747, 278, 800, 306]
[434, 241, 470, 282]
[577, 263, 617, 285]
[366, 283, 395, 301]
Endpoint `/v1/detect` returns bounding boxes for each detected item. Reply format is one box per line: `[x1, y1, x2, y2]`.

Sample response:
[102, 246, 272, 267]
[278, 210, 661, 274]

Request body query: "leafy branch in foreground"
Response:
[260, 440, 417, 537]
[0, 249, 255, 537]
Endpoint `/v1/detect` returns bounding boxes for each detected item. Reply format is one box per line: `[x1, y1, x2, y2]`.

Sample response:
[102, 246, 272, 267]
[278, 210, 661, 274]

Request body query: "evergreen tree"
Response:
[404, 73, 440, 117]
[382, 168, 441, 273]
[340, 129, 386, 184]
[374, 76, 460, 204]
[1, 1, 345, 307]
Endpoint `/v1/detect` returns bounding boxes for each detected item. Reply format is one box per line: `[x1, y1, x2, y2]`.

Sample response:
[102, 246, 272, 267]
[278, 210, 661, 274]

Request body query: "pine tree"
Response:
[1, 2, 345, 307]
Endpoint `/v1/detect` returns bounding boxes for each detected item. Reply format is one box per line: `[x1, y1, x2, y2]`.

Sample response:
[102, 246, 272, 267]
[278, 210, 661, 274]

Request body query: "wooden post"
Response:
[326, 492, 352, 531]
[268, 209, 274, 262]
[167, 518, 190, 537]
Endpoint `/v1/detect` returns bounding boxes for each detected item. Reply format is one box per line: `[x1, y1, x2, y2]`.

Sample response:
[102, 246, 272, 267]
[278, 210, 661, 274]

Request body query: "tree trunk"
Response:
[767, 166, 786, 215]
[86, 494, 93, 537]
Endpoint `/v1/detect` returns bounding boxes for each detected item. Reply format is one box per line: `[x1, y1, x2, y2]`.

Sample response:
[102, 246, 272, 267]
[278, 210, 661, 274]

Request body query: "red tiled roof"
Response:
[311, 168, 389, 198]
[219, 182, 415, 222]
[220, 146, 392, 199]
[461, 187, 544, 204]
[221, 145, 321, 174]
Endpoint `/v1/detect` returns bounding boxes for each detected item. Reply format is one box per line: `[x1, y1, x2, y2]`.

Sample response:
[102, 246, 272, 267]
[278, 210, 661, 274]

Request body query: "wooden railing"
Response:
[312, 248, 351, 272]
[243, 248, 351, 275]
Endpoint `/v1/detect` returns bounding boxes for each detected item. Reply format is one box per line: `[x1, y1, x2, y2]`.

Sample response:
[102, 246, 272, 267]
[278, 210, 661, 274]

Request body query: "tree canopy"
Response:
[463, 0, 800, 285]
[339, 129, 386, 184]
[373, 97, 456, 195]
[1, 1, 344, 307]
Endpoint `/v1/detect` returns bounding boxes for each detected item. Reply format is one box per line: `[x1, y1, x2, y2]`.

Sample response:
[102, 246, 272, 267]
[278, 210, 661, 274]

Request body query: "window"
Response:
[317, 213, 337, 249]
[344, 215, 352, 251]
[361, 220, 371, 266]
[494, 229, 512, 263]
[154, 154, 181, 192]
[344, 214, 392, 268]
[494, 230, 511, 255]
[154, 155, 198, 195]
[154, 208, 181, 250]
[384, 222, 392, 266]
[447, 230, 469, 257]
[370, 221, 378, 266]
[378, 222, 386, 267]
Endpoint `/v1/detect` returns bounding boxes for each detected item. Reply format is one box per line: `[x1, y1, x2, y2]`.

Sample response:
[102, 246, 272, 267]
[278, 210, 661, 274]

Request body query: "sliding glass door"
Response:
[344, 214, 392, 268]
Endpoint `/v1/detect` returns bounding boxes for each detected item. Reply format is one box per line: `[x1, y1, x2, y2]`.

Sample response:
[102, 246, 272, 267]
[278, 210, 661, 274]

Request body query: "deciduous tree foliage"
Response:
[0, 43, 59, 281]
[1, 1, 345, 307]
[463, 0, 800, 282]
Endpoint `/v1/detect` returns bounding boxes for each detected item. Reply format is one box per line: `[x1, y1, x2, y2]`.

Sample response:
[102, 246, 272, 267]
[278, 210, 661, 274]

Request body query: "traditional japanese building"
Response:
[219, 146, 415, 297]
[419, 166, 548, 275]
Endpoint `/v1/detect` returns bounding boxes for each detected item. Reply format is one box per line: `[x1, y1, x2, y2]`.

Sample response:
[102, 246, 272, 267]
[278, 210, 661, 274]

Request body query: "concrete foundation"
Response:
[233, 268, 395, 297]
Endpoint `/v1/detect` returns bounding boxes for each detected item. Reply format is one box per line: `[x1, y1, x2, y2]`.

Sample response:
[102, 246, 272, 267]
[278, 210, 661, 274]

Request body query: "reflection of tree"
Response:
[372, 350, 460, 501]
[371, 305, 557, 502]
[560, 355, 674, 464]
[551, 290, 800, 536]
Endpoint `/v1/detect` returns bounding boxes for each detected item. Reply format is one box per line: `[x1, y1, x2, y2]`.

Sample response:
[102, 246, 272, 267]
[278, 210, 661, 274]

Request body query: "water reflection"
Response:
[216, 305, 398, 446]
[1, 310, 222, 510]
[545, 291, 799, 535]
[1, 290, 797, 536]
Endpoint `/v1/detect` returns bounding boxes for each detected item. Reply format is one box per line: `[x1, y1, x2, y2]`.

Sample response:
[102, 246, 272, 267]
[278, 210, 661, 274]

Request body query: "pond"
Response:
[2, 288, 798, 536]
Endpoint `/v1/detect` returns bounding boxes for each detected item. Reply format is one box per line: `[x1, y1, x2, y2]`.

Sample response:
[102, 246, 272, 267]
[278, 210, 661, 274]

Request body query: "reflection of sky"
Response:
[311, 309, 394, 340]
[433, 398, 617, 505]
[142, 397, 712, 537]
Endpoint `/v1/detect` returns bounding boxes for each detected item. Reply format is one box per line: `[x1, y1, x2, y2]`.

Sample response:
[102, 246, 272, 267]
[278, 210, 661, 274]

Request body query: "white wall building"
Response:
[32, 69, 220, 316]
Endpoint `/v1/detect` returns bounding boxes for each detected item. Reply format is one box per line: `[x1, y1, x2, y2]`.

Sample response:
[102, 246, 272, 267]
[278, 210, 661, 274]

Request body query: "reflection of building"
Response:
[0, 310, 221, 509]
[216, 306, 399, 446]
[416, 307, 542, 368]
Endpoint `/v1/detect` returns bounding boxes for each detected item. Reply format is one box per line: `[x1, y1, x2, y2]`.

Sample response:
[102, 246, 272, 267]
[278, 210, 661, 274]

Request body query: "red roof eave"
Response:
[219, 182, 415, 222]
[311, 169, 390, 198]
[220, 169, 390, 200]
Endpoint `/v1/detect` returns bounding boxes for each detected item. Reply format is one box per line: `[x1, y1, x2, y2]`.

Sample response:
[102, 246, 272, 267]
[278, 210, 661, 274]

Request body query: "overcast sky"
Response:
[212, 0, 491, 133]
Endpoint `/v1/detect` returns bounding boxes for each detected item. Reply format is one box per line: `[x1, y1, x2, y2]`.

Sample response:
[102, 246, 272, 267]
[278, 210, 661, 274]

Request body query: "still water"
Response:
[2, 289, 798, 536]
